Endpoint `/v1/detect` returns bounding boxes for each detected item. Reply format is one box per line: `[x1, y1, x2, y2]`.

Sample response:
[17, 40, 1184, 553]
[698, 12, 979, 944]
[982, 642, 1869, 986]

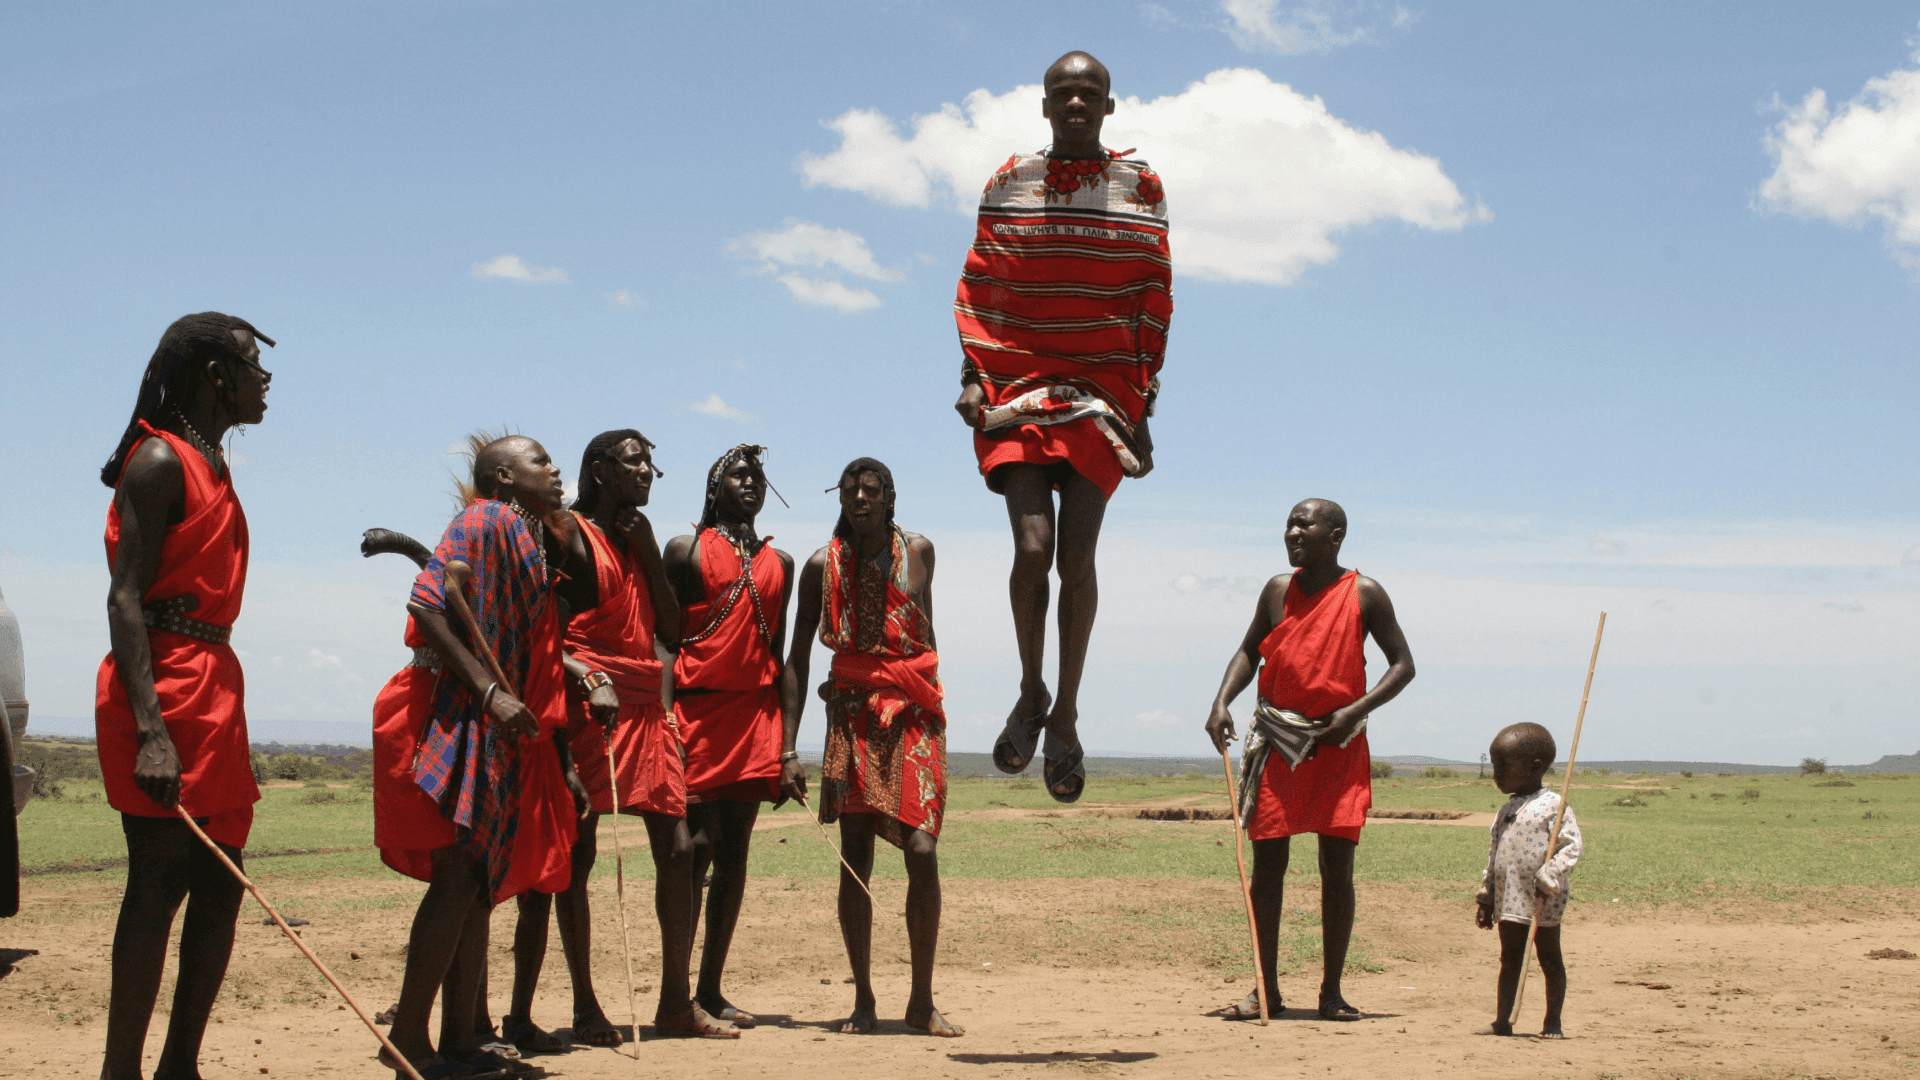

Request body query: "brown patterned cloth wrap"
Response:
[816, 527, 946, 849]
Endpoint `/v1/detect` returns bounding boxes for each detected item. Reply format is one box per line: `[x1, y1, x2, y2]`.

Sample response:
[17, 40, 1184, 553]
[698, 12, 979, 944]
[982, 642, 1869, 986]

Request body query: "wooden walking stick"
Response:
[1509, 611, 1605, 1027]
[793, 793, 875, 901]
[440, 561, 514, 696]
[1220, 741, 1270, 1025]
[172, 807, 427, 1080]
[602, 737, 644, 1059]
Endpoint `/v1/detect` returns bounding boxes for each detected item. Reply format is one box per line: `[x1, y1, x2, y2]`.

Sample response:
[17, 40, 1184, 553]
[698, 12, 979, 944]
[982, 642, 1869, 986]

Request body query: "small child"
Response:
[1475, 721, 1582, 1038]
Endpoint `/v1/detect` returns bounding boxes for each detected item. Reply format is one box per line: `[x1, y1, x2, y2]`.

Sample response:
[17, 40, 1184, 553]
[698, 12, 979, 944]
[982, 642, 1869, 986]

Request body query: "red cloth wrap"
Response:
[1249, 571, 1371, 843]
[974, 423, 1124, 498]
[373, 617, 455, 882]
[674, 530, 784, 802]
[95, 424, 258, 849]
[564, 516, 682, 815]
[493, 598, 575, 901]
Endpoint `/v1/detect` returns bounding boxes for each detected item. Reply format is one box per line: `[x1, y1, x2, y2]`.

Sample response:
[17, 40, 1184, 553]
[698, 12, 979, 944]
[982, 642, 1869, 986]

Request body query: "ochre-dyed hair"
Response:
[452, 429, 506, 508]
[100, 312, 274, 487]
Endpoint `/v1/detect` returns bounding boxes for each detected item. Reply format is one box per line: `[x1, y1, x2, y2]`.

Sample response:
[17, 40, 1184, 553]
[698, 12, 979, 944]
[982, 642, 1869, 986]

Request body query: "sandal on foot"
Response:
[992, 709, 1046, 774]
[1212, 991, 1279, 1021]
[501, 1017, 569, 1055]
[712, 1004, 756, 1029]
[1041, 731, 1085, 804]
[457, 1050, 543, 1077]
[1317, 993, 1362, 1021]
[570, 1016, 624, 1048]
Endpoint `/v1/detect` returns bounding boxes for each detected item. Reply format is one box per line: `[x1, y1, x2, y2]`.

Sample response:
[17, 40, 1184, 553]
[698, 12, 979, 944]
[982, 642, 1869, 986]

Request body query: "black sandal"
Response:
[1041, 731, 1085, 804]
[1317, 992, 1362, 1021]
[992, 708, 1046, 774]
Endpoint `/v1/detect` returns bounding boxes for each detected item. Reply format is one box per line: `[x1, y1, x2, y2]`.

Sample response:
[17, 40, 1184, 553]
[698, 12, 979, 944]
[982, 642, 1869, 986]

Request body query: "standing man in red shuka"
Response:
[95, 312, 274, 1080]
[954, 50, 1171, 802]
[1205, 499, 1416, 1023]
[383, 435, 588, 1076]
[662, 444, 793, 1029]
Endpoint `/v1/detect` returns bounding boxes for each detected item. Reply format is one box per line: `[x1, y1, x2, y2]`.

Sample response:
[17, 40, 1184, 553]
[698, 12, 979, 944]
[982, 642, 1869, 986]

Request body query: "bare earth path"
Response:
[2, 866, 1915, 1079]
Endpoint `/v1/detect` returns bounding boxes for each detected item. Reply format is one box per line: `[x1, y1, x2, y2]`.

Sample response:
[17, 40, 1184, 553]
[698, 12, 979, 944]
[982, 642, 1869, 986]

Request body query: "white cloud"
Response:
[729, 220, 902, 282]
[798, 68, 1486, 285]
[607, 289, 646, 310]
[1904, 543, 1920, 565]
[1220, 0, 1412, 55]
[774, 273, 883, 313]
[471, 254, 569, 284]
[689, 393, 753, 421]
[1758, 55, 1920, 269]
[1588, 532, 1624, 554]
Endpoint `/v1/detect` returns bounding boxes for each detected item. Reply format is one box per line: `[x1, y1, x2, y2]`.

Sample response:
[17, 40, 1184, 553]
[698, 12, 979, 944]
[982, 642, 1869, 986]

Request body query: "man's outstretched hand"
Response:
[954, 383, 986, 429]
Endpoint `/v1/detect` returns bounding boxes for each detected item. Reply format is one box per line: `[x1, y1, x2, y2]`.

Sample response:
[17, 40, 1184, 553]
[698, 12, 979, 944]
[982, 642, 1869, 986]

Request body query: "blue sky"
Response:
[4, 1, 1918, 764]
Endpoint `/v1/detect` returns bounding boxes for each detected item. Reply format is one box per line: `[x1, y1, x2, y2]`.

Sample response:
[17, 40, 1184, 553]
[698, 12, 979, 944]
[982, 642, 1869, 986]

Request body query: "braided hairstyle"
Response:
[572, 428, 657, 514]
[830, 456, 895, 539]
[100, 312, 275, 487]
[697, 444, 767, 532]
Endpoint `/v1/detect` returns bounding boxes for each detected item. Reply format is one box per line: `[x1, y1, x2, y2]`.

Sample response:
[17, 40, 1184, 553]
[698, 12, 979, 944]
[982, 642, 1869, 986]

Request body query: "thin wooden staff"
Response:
[602, 732, 643, 1060]
[793, 793, 875, 901]
[441, 561, 514, 697]
[1219, 741, 1270, 1025]
[172, 807, 426, 1080]
[1510, 611, 1605, 1026]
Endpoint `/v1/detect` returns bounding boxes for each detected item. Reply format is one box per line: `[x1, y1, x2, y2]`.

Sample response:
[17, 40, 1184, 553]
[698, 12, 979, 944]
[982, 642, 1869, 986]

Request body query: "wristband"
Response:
[581, 670, 612, 693]
[779, 750, 800, 764]
[481, 682, 499, 714]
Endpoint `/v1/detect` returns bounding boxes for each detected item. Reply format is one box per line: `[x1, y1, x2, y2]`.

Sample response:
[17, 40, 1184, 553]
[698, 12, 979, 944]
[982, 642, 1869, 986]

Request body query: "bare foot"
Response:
[905, 1003, 963, 1037]
[571, 1006, 623, 1048]
[838, 1000, 878, 1034]
[1475, 1021, 1515, 1036]
[1538, 1023, 1567, 1039]
[654, 1003, 740, 1039]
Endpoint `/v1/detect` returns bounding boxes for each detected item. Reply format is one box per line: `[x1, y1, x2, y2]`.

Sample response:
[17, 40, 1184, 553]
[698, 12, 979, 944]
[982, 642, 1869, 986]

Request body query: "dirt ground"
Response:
[3, 814, 1916, 1080]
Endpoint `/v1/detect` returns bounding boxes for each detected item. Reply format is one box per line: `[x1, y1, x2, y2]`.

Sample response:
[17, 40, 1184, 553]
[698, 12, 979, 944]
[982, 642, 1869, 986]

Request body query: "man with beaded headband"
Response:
[780, 458, 961, 1037]
[95, 312, 273, 1080]
[661, 444, 794, 1028]
[953, 51, 1172, 804]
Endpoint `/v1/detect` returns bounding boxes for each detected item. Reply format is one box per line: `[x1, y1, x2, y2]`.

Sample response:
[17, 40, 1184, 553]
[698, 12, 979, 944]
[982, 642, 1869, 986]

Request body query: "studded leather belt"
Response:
[142, 595, 232, 646]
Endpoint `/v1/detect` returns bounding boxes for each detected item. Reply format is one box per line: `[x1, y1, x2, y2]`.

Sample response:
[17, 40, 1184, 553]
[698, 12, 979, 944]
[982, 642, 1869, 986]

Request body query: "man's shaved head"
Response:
[1295, 498, 1347, 532]
[1045, 51, 1110, 92]
[1492, 722, 1557, 766]
[473, 435, 536, 496]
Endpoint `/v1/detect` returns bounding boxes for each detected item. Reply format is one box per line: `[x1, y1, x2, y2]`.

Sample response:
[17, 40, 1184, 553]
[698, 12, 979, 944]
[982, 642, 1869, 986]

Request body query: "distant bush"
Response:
[1739, 788, 1761, 800]
[1611, 794, 1648, 808]
[269, 753, 323, 781]
[1681, 771, 1693, 778]
[1597, 767, 1611, 775]
[1421, 766, 1458, 779]
[17, 740, 103, 799]
[1371, 761, 1394, 779]
[1800, 757, 1827, 775]
[1816, 779, 1856, 788]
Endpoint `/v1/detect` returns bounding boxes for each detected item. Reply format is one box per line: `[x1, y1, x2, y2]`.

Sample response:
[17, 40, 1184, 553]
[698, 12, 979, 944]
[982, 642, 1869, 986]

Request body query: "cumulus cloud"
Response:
[608, 289, 646, 310]
[1758, 55, 1920, 269]
[471, 254, 569, 284]
[1220, 0, 1412, 55]
[774, 273, 882, 312]
[730, 220, 902, 282]
[798, 68, 1486, 284]
[690, 393, 753, 421]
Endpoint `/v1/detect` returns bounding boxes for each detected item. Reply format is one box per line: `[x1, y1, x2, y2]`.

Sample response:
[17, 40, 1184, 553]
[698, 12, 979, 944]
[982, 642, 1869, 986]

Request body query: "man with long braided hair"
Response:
[95, 312, 274, 1080]
[661, 444, 793, 1028]
[780, 458, 961, 1037]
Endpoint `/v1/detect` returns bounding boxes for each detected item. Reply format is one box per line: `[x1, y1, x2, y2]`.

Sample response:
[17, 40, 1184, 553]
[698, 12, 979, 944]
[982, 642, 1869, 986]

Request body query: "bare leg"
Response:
[387, 847, 489, 1068]
[102, 816, 190, 1080]
[645, 810, 735, 1038]
[1243, 837, 1289, 1011]
[553, 813, 619, 1046]
[1316, 836, 1359, 1018]
[1046, 469, 1108, 772]
[691, 799, 759, 1024]
[437, 887, 491, 1058]
[999, 466, 1057, 742]
[152, 831, 246, 1079]
[901, 829, 960, 1036]
[835, 815, 878, 1034]
[1482, 920, 1528, 1035]
[506, 890, 552, 1029]
[1534, 925, 1567, 1037]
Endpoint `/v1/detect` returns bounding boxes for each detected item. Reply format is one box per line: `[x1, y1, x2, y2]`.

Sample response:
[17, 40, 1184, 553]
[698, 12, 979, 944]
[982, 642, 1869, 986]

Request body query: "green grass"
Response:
[18, 771, 1918, 913]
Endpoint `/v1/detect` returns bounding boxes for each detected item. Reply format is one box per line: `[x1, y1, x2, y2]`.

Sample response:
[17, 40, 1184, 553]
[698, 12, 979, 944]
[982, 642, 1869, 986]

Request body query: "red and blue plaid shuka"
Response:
[409, 498, 564, 899]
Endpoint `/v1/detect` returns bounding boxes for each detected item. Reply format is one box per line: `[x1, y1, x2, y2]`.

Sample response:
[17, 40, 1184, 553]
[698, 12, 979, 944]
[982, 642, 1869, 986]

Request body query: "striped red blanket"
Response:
[954, 150, 1171, 496]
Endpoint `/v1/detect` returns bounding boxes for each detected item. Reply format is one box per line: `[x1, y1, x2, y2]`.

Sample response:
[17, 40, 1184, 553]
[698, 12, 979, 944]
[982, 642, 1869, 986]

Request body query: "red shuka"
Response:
[95, 424, 258, 848]
[371, 617, 455, 882]
[565, 516, 685, 818]
[673, 530, 783, 801]
[1250, 571, 1372, 843]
